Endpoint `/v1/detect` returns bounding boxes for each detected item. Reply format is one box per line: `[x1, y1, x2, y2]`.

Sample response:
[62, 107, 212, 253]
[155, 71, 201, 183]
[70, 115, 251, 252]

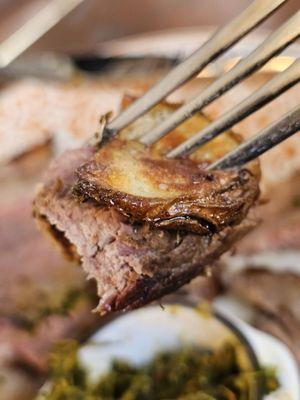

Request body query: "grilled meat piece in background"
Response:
[223, 268, 300, 363]
[0, 144, 102, 400]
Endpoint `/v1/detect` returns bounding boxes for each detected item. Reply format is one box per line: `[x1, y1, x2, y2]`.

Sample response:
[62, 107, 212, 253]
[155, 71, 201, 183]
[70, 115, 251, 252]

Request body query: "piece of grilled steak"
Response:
[34, 101, 260, 315]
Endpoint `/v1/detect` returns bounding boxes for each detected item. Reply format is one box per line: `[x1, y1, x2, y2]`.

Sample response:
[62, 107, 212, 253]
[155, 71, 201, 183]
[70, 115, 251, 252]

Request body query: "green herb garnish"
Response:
[42, 340, 279, 400]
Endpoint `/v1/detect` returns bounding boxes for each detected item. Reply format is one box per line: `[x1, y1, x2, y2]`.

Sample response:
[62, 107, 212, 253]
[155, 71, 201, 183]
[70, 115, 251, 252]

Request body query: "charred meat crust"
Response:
[73, 139, 259, 235]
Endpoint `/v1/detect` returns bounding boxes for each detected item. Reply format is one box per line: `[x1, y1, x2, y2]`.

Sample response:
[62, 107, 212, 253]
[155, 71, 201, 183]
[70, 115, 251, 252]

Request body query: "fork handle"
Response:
[168, 59, 300, 158]
[104, 0, 288, 138]
[142, 11, 300, 145]
[0, 0, 85, 68]
[209, 106, 300, 170]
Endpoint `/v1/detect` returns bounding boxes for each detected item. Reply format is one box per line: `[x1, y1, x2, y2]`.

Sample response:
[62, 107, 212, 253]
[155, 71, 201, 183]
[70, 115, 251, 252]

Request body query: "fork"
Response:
[0, 0, 86, 68]
[101, 0, 300, 169]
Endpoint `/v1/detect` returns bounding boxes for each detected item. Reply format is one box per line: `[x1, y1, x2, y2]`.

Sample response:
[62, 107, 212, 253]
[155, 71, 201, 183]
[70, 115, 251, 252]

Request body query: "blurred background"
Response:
[0, 0, 299, 55]
[0, 2, 300, 400]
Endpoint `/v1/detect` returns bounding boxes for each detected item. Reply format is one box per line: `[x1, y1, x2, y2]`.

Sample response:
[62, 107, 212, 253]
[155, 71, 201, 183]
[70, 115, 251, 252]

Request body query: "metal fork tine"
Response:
[142, 11, 300, 145]
[102, 0, 287, 141]
[208, 106, 300, 170]
[167, 59, 300, 158]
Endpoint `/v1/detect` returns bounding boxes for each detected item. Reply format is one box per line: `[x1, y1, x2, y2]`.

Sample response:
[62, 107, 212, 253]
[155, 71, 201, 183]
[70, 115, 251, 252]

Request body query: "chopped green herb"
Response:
[42, 340, 279, 400]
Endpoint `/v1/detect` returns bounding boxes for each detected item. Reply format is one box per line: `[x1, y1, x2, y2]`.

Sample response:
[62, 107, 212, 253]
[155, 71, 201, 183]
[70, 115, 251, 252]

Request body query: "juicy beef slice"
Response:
[226, 268, 300, 362]
[34, 102, 260, 315]
[34, 147, 257, 314]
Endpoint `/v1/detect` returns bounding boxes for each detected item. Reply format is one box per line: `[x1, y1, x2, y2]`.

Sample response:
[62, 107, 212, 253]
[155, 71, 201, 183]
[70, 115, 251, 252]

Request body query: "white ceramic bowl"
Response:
[73, 304, 299, 400]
